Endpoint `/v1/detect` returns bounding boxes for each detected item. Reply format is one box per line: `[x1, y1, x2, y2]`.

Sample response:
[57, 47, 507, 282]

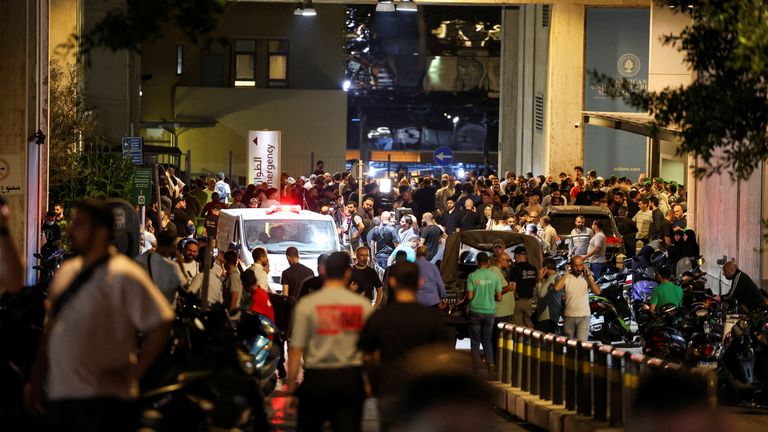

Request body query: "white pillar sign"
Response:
[247, 130, 281, 187]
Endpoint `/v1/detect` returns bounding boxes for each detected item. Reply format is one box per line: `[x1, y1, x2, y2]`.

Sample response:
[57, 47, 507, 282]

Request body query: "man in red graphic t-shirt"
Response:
[287, 252, 372, 431]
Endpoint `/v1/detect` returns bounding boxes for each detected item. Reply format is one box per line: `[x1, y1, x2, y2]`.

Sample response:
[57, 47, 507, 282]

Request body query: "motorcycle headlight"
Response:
[695, 309, 709, 318]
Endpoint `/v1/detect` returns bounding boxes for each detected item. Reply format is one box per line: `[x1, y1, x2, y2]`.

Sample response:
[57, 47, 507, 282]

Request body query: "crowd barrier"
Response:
[493, 323, 717, 430]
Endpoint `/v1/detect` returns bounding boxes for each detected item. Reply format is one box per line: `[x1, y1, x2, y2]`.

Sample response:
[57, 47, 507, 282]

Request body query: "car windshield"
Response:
[547, 213, 618, 237]
[244, 219, 337, 254]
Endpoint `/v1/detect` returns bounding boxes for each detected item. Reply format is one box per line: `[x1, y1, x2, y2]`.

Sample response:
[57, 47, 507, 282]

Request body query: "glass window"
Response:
[267, 40, 289, 87]
[269, 55, 288, 81]
[244, 219, 337, 254]
[234, 39, 257, 86]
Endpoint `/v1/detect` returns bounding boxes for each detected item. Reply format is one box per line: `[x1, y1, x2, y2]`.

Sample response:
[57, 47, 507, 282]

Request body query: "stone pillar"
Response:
[498, 5, 549, 177]
[497, 6, 521, 175]
[0, 0, 49, 284]
[543, 3, 585, 177]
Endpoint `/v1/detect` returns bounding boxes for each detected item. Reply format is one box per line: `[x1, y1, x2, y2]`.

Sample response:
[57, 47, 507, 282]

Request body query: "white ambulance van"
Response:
[216, 205, 341, 293]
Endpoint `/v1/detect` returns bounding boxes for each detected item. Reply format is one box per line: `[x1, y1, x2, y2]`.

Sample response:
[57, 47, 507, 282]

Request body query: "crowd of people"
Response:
[9, 158, 762, 432]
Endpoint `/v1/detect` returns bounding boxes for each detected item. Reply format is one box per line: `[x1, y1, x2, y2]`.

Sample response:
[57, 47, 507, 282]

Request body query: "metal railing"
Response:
[494, 323, 718, 427]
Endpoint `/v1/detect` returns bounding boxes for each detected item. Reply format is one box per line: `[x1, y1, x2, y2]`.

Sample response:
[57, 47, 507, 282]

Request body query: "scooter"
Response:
[640, 303, 687, 363]
[139, 292, 272, 431]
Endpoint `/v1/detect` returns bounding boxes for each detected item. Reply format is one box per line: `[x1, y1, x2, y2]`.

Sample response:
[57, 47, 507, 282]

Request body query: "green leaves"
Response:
[49, 61, 135, 209]
[76, 0, 227, 58]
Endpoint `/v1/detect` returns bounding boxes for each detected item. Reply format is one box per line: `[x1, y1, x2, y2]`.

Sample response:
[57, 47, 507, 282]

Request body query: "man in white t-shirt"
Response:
[582, 219, 607, 277]
[215, 172, 232, 204]
[25, 199, 174, 431]
[553, 256, 601, 341]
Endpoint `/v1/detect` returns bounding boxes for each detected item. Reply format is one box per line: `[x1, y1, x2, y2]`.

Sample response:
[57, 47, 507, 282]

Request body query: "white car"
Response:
[216, 206, 342, 293]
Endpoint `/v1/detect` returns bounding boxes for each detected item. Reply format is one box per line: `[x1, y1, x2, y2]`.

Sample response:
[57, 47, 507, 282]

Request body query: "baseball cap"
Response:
[513, 245, 527, 255]
[286, 177, 296, 185]
[526, 223, 538, 233]
[492, 239, 505, 249]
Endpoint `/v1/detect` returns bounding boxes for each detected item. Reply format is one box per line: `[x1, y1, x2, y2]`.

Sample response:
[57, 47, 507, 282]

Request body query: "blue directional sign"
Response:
[433, 146, 454, 167]
[122, 137, 144, 165]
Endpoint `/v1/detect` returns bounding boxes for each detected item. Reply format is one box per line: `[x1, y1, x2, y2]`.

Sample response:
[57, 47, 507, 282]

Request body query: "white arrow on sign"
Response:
[436, 152, 451, 161]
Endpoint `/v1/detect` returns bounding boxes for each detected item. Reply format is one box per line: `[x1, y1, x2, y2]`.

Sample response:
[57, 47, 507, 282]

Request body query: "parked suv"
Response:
[542, 206, 626, 261]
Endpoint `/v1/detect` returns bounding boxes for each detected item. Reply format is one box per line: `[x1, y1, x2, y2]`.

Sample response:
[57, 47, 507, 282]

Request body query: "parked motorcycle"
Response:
[139, 291, 273, 431]
[33, 241, 65, 286]
[719, 307, 768, 405]
[681, 301, 724, 369]
[640, 303, 687, 363]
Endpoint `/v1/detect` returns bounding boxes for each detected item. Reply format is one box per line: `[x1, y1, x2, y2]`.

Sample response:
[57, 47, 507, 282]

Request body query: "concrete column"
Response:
[543, 3, 585, 177]
[498, 7, 521, 175]
[498, 5, 550, 176]
[0, 0, 48, 284]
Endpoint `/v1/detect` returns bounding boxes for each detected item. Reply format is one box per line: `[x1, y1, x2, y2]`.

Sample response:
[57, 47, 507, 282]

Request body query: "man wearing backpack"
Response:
[370, 211, 398, 270]
[24, 199, 174, 431]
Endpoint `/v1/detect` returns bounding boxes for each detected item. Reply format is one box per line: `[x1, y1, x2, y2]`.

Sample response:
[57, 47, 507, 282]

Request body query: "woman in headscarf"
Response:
[680, 229, 700, 258]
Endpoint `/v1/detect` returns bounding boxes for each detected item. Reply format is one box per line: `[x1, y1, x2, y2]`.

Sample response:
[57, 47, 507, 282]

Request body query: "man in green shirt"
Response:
[465, 252, 502, 377]
[650, 267, 683, 314]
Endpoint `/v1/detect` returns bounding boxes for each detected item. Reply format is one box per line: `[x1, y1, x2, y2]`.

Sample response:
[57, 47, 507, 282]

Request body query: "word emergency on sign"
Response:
[247, 130, 282, 188]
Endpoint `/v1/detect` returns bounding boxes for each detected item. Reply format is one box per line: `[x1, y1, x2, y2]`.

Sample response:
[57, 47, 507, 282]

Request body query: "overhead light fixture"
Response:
[397, 0, 418, 12]
[376, 0, 396, 13]
[294, 0, 316, 16]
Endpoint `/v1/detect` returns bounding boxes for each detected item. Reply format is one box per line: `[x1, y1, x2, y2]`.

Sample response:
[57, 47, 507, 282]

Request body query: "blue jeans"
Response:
[376, 256, 389, 271]
[469, 313, 496, 372]
[590, 262, 607, 278]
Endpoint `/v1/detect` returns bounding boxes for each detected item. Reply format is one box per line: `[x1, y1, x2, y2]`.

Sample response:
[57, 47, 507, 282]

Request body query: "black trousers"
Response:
[48, 397, 137, 432]
[297, 367, 365, 432]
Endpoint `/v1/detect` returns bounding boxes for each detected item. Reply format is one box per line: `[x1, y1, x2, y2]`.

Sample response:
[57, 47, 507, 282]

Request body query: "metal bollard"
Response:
[530, 331, 541, 396]
[513, 327, 525, 388]
[496, 322, 506, 382]
[623, 353, 643, 422]
[502, 324, 514, 384]
[521, 329, 532, 392]
[541, 334, 555, 401]
[594, 345, 613, 421]
[553, 336, 567, 406]
[576, 341, 593, 416]
[565, 339, 579, 411]
[609, 350, 625, 427]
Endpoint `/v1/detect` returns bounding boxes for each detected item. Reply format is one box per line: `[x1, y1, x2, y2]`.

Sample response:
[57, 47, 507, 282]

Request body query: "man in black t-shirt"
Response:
[203, 205, 220, 238]
[510, 246, 538, 327]
[281, 246, 315, 299]
[370, 212, 398, 270]
[42, 211, 62, 245]
[358, 262, 453, 424]
[350, 246, 384, 309]
[298, 254, 328, 299]
[419, 212, 444, 261]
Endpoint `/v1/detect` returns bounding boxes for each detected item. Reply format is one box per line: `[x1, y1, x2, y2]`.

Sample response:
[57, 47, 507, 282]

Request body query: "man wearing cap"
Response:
[510, 246, 538, 327]
[215, 172, 231, 204]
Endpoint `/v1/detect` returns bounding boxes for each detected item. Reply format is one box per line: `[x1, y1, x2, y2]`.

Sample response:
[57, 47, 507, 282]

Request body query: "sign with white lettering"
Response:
[247, 130, 281, 187]
[584, 8, 650, 178]
[0, 154, 23, 196]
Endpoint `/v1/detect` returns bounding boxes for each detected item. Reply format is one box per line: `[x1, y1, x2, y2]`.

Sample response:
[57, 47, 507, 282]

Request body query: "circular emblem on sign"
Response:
[617, 53, 641, 77]
[0, 158, 9, 181]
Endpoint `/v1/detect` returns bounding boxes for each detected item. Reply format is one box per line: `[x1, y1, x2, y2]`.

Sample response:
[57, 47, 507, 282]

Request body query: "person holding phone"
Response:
[553, 256, 601, 341]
